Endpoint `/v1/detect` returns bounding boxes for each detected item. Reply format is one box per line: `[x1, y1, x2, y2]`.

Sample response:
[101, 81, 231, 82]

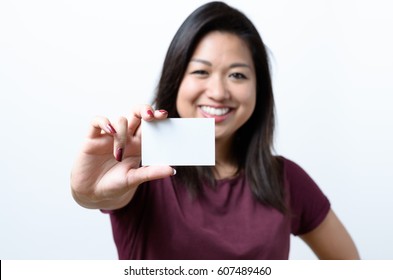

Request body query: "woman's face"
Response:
[176, 31, 256, 142]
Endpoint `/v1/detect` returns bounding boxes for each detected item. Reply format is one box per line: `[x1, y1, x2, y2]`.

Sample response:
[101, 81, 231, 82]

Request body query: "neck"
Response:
[214, 137, 238, 179]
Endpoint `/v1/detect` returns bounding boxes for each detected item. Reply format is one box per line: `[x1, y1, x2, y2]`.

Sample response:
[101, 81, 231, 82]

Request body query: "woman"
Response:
[71, 1, 359, 259]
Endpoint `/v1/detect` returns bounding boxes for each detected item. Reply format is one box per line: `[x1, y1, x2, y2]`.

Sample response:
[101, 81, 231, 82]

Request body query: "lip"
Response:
[198, 105, 233, 123]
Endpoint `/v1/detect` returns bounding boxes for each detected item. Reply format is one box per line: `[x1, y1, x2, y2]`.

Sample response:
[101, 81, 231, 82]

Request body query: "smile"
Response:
[200, 105, 231, 116]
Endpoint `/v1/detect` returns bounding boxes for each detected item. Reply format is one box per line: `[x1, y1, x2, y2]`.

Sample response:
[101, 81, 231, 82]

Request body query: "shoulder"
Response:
[278, 155, 321, 195]
[277, 156, 331, 235]
[278, 156, 320, 192]
[279, 156, 310, 180]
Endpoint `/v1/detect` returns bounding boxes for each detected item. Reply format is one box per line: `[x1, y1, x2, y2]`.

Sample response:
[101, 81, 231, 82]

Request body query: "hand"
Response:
[70, 105, 175, 210]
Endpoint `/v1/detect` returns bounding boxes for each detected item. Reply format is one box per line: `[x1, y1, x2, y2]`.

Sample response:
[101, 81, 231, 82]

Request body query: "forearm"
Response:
[301, 209, 360, 260]
[71, 186, 138, 211]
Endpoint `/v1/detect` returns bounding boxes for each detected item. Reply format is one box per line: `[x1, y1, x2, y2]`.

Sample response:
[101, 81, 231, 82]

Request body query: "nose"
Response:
[205, 76, 229, 101]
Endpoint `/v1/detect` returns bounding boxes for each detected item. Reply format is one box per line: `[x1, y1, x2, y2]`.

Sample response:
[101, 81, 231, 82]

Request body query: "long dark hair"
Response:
[154, 1, 285, 213]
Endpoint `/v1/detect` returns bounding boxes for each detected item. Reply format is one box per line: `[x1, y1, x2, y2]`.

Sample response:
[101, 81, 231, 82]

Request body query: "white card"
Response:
[141, 118, 215, 166]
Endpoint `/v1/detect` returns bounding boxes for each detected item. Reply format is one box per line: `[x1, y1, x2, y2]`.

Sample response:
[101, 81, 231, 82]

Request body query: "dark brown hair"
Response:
[154, 1, 285, 213]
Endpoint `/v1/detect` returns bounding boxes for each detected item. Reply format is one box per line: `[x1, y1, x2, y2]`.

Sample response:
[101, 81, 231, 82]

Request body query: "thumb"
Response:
[127, 165, 176, 186]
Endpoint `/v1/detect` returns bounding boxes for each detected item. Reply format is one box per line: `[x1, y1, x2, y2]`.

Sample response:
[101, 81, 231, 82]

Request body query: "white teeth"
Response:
[200, 106, 230, 116]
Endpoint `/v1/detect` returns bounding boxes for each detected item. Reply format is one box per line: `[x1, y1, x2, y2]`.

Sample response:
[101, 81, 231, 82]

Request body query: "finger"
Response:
[127, 165, 176, 186]
[89, 116, 117, 138]
[113, 117, 128, 162]
[154, 109, 169, 120]
[128, 104, 156, 136]
[134, 108, 169, 138]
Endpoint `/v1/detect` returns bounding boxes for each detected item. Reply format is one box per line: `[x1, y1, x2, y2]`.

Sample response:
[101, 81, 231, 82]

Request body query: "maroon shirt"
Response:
[104, 157, 330, 259]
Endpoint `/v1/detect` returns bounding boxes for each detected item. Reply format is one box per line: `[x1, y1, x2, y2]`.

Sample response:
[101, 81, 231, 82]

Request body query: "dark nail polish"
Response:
[115, 148, 123, 162]
[106, 124, 117, 134]
[147, 110, 154, 117]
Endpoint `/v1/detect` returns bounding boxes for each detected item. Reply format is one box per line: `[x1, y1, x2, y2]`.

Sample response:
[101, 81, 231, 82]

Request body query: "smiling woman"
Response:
[70, 1, 360, 260]
[177, 32, 256, 144]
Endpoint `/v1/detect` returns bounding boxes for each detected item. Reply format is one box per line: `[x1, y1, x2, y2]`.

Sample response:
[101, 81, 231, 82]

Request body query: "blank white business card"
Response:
[141, 118, 215, 166]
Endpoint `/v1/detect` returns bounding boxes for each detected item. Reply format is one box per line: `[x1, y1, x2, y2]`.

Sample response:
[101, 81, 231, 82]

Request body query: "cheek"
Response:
[249, 93, 257, 111]
[240, 87, 257, 110]
[178, 78, 200, 97]
[244, 100, 256, 122]
[239, 88, 257, 122]
[177, 79, 200, 109]
[176, 80, 194, 116]
[175, 94, 184, 117]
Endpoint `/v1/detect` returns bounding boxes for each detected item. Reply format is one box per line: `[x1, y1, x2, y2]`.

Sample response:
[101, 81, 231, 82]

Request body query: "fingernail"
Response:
[159, 109, 168, 114]
[115, 148, 123, 162]
[147, 110, 154, 117]
[106, 124, 117, 134]
[172, 168, 176, 176]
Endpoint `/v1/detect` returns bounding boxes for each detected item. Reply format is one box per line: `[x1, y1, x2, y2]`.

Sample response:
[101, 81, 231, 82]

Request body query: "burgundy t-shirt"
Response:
[104, 157, 330, 259]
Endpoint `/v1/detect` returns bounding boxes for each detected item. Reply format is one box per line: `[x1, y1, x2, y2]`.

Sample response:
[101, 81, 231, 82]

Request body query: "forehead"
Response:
[191, 31, 253, 62]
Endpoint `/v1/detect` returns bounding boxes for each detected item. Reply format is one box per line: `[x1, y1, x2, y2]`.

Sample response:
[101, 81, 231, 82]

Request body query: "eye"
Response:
[191, 70, 209, 76]
[229, 72, 247, 80]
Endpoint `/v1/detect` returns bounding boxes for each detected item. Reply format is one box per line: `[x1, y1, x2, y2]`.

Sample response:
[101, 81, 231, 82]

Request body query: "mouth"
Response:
[199, 105, 231, 116]
[199, 105, 233, 123]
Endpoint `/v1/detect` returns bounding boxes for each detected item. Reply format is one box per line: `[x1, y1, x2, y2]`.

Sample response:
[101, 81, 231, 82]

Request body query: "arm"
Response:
[300, 209, 360, 259]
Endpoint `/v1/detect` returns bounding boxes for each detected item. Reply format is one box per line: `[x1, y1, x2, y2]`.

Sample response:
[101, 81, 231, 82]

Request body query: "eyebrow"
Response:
[190, 58, 212, 66]
[190, 58, 252, 69]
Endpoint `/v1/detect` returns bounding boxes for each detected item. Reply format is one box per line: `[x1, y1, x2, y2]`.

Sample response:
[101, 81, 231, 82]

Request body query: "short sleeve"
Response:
[283, 158, 331, 235]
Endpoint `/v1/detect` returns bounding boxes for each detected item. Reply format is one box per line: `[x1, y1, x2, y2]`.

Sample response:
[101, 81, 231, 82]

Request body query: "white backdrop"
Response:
[1, 0, 392, 259]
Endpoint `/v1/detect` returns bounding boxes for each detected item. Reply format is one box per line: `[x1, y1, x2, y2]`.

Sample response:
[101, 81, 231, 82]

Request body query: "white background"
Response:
[1, 0, 392, 259]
